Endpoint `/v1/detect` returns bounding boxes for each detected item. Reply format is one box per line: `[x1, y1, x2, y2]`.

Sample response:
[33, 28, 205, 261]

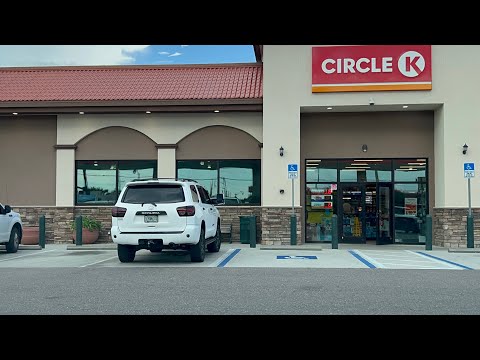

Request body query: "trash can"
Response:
[239, 215, 257, 247]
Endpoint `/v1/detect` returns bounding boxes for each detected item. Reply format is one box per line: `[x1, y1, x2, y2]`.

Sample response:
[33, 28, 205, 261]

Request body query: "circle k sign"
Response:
[312, 45, 432, 93]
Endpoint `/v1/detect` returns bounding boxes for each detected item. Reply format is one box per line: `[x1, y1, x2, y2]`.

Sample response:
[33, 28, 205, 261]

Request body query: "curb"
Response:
[448, 248, 480, 253]
[67, 244, 117, 251]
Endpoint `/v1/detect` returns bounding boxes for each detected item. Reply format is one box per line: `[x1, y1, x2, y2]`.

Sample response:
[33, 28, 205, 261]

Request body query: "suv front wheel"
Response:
[118, 244, 136, 263]
[190, 228, 205, 262]
[6, 227, 20, 253]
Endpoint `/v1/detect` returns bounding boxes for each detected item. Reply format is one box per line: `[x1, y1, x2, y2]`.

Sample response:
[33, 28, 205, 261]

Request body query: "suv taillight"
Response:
[177, 206, 195, 217]
[112, 207, 127, 217]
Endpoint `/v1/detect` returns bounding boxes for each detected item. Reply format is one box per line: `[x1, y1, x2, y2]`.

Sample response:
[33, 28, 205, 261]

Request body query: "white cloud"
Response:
[168, 52, 182, 57]
[180, 45, 189, 48]
[158, 51, 170, 55]
[0, 45, 150, 67]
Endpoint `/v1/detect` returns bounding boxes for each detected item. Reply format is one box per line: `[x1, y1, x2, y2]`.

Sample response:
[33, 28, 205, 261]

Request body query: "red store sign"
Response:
[312, 45, 432, 93]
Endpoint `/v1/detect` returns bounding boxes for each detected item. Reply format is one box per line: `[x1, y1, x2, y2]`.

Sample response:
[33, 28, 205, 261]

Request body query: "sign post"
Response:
[288, 164, 298, 245]
[464, 163, 475, 248]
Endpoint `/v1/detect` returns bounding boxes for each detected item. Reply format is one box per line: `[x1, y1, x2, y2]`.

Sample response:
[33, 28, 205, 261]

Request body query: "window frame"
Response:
[176, 159, 261, 206]
[75, 159, 157, 206]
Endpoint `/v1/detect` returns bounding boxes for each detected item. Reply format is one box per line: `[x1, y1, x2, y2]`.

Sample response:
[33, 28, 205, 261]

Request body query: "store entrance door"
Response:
[376, 183, 393, 245]
[340, 184, 366, 243]
[340, 183, 393, 244]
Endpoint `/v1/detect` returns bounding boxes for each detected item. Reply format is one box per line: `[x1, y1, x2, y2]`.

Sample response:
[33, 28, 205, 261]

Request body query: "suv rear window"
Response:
[122, 184, 185, 204]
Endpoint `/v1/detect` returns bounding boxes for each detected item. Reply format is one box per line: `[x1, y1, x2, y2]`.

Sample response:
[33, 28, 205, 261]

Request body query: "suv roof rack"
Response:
[130, 178, 198, 183]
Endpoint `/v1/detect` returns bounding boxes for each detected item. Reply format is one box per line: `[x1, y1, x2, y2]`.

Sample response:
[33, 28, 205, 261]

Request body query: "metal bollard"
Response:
[332, 215, 338, 249]
[75, 216, 83, 246]
[39, 215, 46, 248]
[290, 215, 297, 245]
[425, 214, 432, 251]
[467, 215, 474, 248]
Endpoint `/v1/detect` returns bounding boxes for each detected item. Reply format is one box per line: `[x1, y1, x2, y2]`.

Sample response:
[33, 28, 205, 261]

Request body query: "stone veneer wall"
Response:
[217, 206, 262, 243]
[74, 207, 113, 243]
[16, 206, 262, 244]
[15, 206, 112, 244]
[261, 207, 302, 245]
[434, 208, 480, 248]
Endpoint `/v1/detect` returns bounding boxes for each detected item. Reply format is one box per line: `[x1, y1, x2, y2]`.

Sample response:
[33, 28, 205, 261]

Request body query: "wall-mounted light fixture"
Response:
[362, 144, 368, 152]
[463, 143, 469, 155]
[279, 146, 284, 157]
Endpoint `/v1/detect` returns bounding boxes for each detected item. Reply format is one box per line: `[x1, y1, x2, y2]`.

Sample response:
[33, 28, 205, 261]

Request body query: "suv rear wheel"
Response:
[6, 227, 20, 253]
[118, 244, 136, 262]
[190, 228, 205, 262]
[207, 223, 221, 253]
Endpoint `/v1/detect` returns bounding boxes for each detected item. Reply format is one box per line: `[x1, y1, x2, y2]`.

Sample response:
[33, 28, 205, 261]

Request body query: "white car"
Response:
[0, 203, 22, 253]
[111, 178, 224, 263]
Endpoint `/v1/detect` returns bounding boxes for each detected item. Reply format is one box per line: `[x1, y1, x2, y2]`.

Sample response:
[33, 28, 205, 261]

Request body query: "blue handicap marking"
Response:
[288, 164, 298, 172]
[464, 163, 475, 171]
[277, 255, 317, 260]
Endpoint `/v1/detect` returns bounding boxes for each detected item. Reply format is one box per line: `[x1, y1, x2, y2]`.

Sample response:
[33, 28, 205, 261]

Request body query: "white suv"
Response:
[111, 178, 223, 263]
[0, 203, 22, 253]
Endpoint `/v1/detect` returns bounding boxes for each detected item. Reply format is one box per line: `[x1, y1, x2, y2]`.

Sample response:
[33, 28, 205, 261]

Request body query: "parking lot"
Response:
[0, 243, 478, 270]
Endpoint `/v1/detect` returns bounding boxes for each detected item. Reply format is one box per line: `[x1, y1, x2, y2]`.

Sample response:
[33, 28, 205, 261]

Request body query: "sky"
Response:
[0, 45, 256, 67]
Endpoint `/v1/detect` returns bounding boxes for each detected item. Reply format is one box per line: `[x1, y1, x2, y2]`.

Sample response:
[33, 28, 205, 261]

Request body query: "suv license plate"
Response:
[144, 215, 158, 223]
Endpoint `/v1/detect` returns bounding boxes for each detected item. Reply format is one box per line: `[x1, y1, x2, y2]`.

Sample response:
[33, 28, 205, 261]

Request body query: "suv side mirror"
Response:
[4, 205, 11, 214]
[216, 193, 224, 205]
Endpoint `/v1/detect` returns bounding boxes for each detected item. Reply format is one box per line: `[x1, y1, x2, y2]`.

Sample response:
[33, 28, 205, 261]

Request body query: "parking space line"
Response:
[0, 249, 57, 262]
[348, 250, 377, 269]
[80, 255, 118, 268]
[217, 249, 241, 268]
[414, 251, 474, 270]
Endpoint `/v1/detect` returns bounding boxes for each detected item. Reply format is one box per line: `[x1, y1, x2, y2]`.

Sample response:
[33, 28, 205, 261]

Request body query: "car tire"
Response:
[207, 223, 221, 253]
[190, 228, 205, 262]
[6, 227, 20, 253]
[118, 244, 136, 262]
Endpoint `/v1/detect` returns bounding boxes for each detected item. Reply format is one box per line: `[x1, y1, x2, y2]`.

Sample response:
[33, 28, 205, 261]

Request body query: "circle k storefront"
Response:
[262, 45, 478, 248]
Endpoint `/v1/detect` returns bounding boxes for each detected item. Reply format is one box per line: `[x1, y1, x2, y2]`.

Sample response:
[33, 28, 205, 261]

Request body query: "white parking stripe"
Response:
[0, 249, 57, 262]
[80, 255, 118, 268]
[406, 250, 461, 269]
[354, 250, 385, 268]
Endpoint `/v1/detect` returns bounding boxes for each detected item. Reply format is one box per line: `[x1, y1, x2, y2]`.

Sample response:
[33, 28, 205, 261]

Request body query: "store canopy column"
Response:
[55, 145, 76, 206]
[156, 144, 177, 178]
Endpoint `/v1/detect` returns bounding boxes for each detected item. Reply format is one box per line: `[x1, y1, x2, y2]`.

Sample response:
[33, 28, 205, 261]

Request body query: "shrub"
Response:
[70, 216, 102, 231]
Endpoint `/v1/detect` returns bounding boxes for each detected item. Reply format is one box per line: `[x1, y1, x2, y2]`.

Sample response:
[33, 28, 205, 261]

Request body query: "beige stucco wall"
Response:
[55, 112, 262, 206]
[263, 45, 480, 207]
[57, 112, 262, 145]
[0, 116, 56, 206]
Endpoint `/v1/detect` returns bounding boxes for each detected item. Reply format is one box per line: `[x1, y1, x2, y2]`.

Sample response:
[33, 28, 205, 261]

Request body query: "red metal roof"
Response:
[0, 63, 263, 102]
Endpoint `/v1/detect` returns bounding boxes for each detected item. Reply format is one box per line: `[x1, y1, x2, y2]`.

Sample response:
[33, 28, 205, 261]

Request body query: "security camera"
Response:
[279, 189, 285, 194]
[369, 98, 375, 106]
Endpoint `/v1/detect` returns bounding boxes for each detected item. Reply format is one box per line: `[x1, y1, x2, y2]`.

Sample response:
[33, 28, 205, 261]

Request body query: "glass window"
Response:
[394, 159, 427, 182]
[118, 160, 157, 193]
[219, 160, 260, 205]
[340, 159, 392, 182]
[177, 161, 218, 199]
[305, 183, 337, 243]
[76, 161, 117, 205]
[177, 160, 261, 205]
[122, 184, 185, 204]
[394, 183, 427, 244]
[76, 160, 157, 205]
[198, 186, 210, 203]
[306, 160, 337, 182]
[190, 185, 199, 203]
